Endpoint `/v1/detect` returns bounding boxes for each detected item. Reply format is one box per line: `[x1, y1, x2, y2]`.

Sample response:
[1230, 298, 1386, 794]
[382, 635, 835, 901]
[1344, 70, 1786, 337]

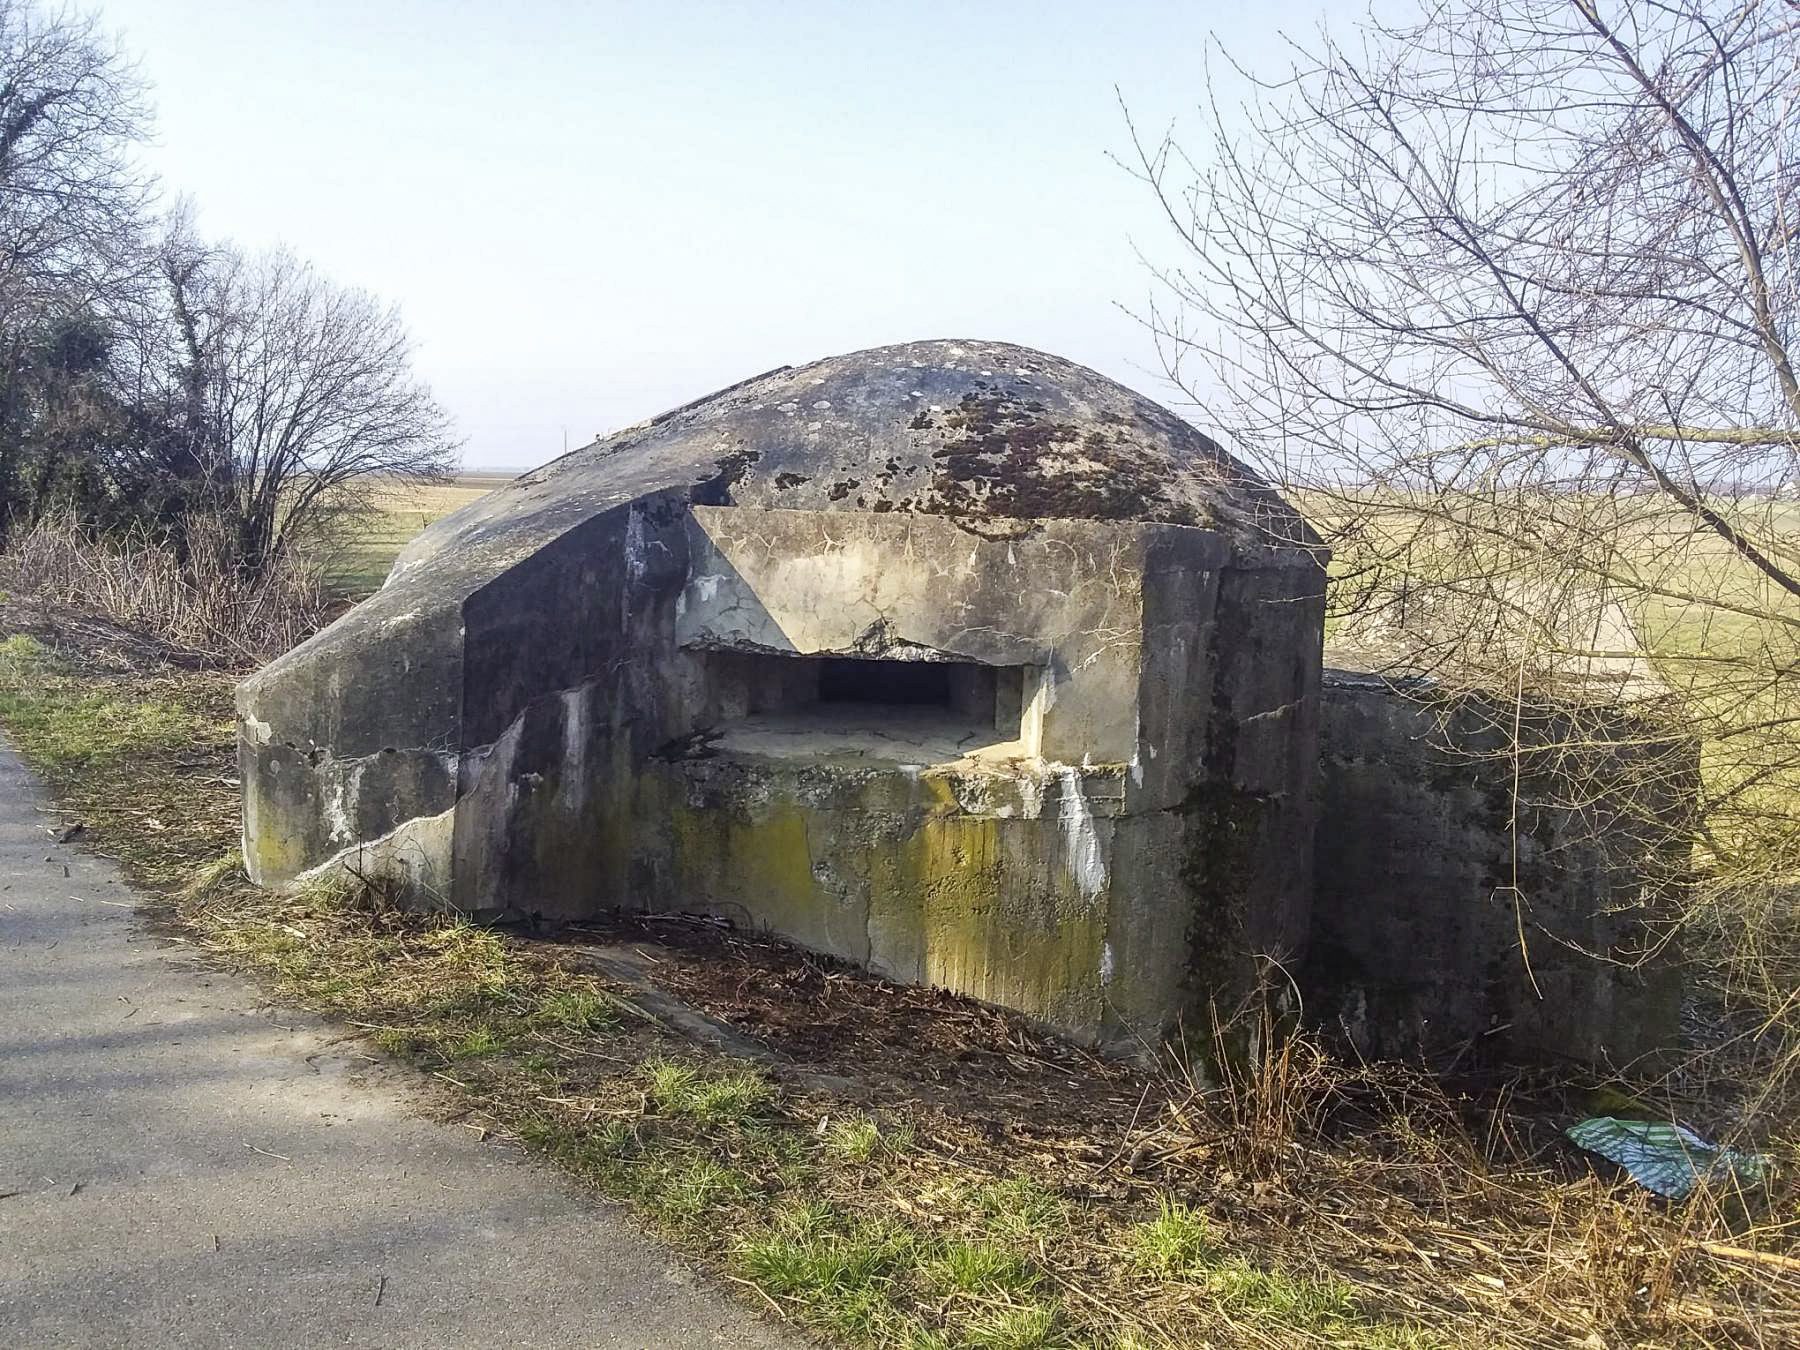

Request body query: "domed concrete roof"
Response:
[391, 339, 1314, 585]
[244, 340, 1323, 763]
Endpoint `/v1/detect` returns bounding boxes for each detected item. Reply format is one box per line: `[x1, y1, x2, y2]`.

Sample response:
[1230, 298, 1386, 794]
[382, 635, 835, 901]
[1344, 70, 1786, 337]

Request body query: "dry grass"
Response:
[0, 510, 330, 666]
[4, 629, 1799, 1348]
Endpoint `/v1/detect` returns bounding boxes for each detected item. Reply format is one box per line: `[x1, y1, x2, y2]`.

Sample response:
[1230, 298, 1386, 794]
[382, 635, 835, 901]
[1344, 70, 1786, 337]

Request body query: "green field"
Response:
[317, 474, 516, 597]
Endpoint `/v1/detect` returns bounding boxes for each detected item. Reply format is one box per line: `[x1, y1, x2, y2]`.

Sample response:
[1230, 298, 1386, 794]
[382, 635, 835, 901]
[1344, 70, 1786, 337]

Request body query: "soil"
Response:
[0, 597, 215, 675]
[548, 914, 1149, 1153]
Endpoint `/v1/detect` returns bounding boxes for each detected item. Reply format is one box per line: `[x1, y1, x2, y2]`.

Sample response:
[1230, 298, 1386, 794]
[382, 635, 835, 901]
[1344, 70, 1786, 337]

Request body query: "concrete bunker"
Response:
[237, 339, 1325, 1052]
[236, 338, 1687, 1064]
[1309, 669, 1694, 1068]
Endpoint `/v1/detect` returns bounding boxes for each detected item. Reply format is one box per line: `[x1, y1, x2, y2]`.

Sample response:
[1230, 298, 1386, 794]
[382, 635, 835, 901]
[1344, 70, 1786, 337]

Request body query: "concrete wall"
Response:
[240, 498, 1325, 1053]
[630, 510, 1324, 1050]
[238, 491, 1690, 1066]
[1310, 672, 1692, 1067]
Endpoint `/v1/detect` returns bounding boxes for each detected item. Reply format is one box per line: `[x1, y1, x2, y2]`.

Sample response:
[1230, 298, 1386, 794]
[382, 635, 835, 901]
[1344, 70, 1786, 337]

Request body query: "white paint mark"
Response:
[323, 783, 350, 845]
[624, 506, 650, 584]
[324, 759, 363, 847]
[1100, 942, 1116, 984]
[243, 715, 272, 746]
[1056, 765, 1107, 899]
[1017, 773, 1043, 819]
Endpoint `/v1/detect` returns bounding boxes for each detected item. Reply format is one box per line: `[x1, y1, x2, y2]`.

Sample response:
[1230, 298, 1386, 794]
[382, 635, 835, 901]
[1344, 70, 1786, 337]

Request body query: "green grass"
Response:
[1204, 1257, 1358, 1326]
[1126, 1198, 1216, 1277]
[926, 1239, 1039, 1295]
[450, 1027, 506, 1059]
[737, 1214, 1063, 1348]
[643, 1058, 774, 1123]
[529, 989, 621, 1035]
[0, 635, 224, 774]
[737, 1229, 911, 1343]
[739, 1222, 915, 1297]
[310, 475, 513, 598]
[970, 1177, 1066, 1241]
[961, 1304, 1066, 1350]
[1121, 1198, 1441, 1346]
[825, 1112, 914, 1163]
[642, 1155, 754, 1224]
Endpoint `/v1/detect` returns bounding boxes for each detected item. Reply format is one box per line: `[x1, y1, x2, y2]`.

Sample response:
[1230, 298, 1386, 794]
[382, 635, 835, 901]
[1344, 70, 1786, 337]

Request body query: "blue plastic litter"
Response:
[1565, 1116, 1771, 1200]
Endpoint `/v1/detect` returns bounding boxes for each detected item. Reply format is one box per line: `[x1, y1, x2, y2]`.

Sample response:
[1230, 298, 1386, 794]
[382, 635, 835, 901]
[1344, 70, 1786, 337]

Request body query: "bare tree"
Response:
[1126, 0, 1800, 1068]
[0, 0, 153, 534]
[151, 231, 459, 574]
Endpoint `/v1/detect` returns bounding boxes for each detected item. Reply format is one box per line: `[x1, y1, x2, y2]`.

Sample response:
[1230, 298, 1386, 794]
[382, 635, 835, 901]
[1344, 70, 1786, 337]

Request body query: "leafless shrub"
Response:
[1126, 0, 1800, 1121]
[142, 229, 460, 576]
[0, 509, 329, 665]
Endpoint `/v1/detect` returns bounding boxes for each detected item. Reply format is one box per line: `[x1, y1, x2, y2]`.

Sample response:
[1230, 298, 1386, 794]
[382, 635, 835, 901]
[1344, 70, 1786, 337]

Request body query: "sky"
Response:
[96, 0, 1339, 470]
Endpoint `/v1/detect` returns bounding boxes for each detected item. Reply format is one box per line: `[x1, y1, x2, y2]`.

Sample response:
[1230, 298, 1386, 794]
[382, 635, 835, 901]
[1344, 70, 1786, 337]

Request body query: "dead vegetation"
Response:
[1127, 0, 1800, 1174]
[0, 510, 332, 667]
[3, 624, 1799, 1348]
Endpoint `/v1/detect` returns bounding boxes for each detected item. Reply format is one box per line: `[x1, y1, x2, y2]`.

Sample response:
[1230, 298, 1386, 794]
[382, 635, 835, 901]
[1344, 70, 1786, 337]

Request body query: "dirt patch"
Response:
[0, 597, 216, 676]
[553, 915, 1144, 1134]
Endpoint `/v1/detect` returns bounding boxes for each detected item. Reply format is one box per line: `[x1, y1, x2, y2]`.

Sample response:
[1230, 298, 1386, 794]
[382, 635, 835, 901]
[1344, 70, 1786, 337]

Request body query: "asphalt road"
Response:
[0, 742, 797, 1349]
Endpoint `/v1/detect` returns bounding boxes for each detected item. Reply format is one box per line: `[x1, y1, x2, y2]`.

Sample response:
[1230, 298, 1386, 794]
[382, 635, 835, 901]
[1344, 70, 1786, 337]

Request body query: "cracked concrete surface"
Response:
[0, 741, 797, 1350]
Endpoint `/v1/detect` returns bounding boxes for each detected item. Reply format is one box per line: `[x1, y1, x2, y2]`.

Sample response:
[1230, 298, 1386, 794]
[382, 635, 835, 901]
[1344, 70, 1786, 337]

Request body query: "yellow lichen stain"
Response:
[575, 781, 639, 906]
[632, 760, 1110, 1037]
[661, 790, 870, 958]
[246, 822, 306, 880]
[905, 815, 1106, 1028]
[915, 771, 965, 816]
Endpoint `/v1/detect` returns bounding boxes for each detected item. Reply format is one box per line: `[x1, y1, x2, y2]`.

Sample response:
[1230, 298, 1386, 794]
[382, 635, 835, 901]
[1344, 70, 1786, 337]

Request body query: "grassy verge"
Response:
[2, 631, 1795, 1349]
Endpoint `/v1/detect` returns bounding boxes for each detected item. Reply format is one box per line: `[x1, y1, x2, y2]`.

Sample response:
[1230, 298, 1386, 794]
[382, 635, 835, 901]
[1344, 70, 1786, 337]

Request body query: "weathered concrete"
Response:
[0, 742, 796, 1350]
[1309, 672, 1692, 1067]
[238, 340, 1326, 1053]
[235, 338, 1703, 1067]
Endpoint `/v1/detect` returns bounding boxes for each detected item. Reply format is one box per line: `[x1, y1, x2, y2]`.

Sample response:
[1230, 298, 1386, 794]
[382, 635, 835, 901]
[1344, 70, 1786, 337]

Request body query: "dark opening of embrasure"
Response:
[698, 649, 1030, 742]
[818, 657, 951, 706]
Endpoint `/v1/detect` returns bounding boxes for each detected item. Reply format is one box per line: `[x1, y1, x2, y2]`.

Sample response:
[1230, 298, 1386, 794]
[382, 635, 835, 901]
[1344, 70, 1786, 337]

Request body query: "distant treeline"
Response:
[0, 1, 454, 576]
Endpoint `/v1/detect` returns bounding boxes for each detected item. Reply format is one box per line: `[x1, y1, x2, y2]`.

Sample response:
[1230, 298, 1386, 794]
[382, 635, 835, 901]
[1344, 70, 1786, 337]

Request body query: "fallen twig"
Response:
[1702, 1241, 1800, 1276]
